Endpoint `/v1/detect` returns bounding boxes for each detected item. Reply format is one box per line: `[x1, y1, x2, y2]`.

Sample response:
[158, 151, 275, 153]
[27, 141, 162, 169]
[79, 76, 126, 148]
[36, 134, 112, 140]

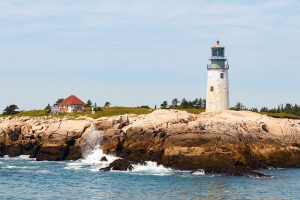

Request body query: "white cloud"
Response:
[0, 0, 298, 37]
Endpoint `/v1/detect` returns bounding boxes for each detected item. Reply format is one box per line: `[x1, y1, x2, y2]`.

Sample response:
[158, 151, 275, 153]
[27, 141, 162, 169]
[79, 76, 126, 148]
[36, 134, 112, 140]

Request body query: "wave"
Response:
[192, 169, 205, 176]
[65, 145, 119, 172]
[248, 174, 274, 179]
[64, 125, 204, 176]
[35, 170, 52, 174]
[131, 161, 174, 176]
[65, 145, 175, 175]
[0, 155, 34, 160]
[1, 165, 39, 169]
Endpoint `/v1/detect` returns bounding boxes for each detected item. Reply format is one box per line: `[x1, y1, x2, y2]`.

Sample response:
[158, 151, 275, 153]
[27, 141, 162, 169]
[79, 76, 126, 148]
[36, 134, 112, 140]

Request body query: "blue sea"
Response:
[1, 151, 300, 200]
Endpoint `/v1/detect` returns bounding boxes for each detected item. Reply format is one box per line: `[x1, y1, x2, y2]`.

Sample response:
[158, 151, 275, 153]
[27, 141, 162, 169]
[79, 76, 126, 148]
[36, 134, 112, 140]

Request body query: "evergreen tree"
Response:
[3, 105, 19, 115]
[233, 102, 246, 111]
[199, 98, 203, 108]
[104, 102, 111, 107]
[45, 104, 51, 110]
[260, 107, 269, 112]
[93, 102, 102, 112]
[171, 98, 180, 108]
[180, 98, 189, 108]
[193, 98, 200, 108]
[86, 99, 92, 107]
[250, 107, 258, 112]
[160, 101, 169, 109]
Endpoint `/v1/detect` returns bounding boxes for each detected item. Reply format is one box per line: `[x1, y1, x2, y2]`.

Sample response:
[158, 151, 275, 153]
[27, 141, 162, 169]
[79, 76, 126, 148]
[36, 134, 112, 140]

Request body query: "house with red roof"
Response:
[51, 95, 86, 114]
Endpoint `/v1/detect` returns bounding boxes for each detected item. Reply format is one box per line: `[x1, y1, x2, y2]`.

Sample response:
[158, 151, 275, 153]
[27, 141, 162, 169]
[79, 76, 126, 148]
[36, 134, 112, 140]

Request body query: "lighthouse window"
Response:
[220, 49, 224, 57]
[212, 50, 217, 56]
[220, 73, 224, 79]
[210, 86, 214, 92]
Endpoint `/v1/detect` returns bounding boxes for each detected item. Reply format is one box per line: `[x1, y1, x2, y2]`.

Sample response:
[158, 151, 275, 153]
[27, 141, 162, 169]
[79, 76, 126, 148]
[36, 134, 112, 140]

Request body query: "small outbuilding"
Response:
[52, 95, 86, 113]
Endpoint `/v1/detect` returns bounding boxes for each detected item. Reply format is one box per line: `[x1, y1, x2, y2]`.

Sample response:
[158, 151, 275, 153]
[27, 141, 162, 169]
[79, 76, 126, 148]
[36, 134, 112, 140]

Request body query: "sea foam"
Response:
[65, 144, 174, 175]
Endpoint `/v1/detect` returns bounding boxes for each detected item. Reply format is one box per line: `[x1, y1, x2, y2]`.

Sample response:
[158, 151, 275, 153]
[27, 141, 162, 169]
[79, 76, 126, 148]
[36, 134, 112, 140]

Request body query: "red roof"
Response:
[59, 95, 85, 105]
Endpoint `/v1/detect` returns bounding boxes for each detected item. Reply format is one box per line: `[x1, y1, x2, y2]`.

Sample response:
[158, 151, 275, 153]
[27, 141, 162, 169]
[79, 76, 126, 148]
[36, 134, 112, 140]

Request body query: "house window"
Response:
[210, 86, 214, 92]
[220, 73, 224, 79]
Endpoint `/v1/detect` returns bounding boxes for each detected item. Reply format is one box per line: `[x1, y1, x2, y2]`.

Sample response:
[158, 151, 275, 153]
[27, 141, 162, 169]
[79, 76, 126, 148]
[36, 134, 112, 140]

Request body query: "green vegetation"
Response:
[0, 107, 153, 119]
[0, 106, 205, 119]
[104, 102, 111, 107]
[159, 98, 206, 114]
[3, 104, 20, 115]
[86, 107, 152, 118]
[1, 100, 299, 120]
[160, 101, 169, 109]
[160, 98, 206, 109]
[15, 110, 50, 117]
[175, 107, 205, 114]
[261, 112, 300, 120]
[85, 99, 92, 107]
[261, 103, 300, 116]
[56, 98, 64, 104]
[45, 104, 51, 110]
[231, 102, 300, 119]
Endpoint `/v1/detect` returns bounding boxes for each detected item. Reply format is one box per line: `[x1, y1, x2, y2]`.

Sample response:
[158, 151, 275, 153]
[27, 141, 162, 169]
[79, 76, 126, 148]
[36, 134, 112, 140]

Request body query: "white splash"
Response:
[65, 125, 119, 172]
[65, 124, 174, 175]
[81, 126, 103, 158]
[131, 161, 174, 176]
[192, 169, 205, 176]
[81, 145, 118, 165]
[65, 124, 204, 176]
[0, 155, 33, 160]
[2, 165, 38, 169]
[65, 145, 119, 172]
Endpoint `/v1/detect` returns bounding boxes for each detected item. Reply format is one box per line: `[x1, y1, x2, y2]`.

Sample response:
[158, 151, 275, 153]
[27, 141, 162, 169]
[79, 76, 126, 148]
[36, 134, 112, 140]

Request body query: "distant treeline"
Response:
[231, 102, 300, 116]
[159, 99, 300, 117]
[160, 98, 206, 109]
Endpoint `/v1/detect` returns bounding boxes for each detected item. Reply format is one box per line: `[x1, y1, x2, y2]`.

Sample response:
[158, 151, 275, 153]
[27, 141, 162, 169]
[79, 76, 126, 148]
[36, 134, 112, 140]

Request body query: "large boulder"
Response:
[36, 141, 69, 161]
[6, 144, 23, 157]
[65, 144, 82, 160]
[29, 145, 40, 158]
[100, 159, 133, 171]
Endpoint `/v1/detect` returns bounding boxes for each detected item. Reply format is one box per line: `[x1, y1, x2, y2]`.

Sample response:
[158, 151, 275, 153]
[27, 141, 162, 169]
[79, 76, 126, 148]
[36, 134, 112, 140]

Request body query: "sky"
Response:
[0, 0, 299, 110]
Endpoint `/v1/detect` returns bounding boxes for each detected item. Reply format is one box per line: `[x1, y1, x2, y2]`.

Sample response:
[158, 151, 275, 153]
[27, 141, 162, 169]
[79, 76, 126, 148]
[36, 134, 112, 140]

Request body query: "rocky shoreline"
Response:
[1, 109, 300, 176]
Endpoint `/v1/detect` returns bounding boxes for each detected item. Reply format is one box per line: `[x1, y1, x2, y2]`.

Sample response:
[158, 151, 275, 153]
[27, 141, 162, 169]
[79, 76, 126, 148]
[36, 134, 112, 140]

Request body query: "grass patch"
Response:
[16, 110, 50, 117]
[86, 107, 153, 119]
[260, 112, 300, 120]
[1, 108, 298, 120]
[0, 107, 153, 119]
[0, 107, 205, 118]
[174, 108, 205, 114]
[0, 110, 50, 118]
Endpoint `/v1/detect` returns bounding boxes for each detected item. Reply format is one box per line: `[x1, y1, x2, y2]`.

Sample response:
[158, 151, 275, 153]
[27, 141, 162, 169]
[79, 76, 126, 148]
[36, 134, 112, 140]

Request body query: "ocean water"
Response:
[1, 150, 300, 200]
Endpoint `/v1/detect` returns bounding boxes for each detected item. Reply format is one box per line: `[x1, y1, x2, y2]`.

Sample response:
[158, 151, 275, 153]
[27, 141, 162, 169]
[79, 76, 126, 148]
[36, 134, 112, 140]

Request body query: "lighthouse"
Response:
[206, 41, 229, 112]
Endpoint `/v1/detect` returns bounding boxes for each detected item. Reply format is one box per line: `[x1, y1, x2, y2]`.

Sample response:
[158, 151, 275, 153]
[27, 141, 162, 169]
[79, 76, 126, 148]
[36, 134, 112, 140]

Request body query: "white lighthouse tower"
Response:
[206, 41, 229, 112]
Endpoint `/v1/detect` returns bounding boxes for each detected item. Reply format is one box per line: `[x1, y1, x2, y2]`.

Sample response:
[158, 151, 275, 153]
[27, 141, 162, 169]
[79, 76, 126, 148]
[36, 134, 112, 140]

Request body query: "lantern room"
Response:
[211, 41, 225, 57]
